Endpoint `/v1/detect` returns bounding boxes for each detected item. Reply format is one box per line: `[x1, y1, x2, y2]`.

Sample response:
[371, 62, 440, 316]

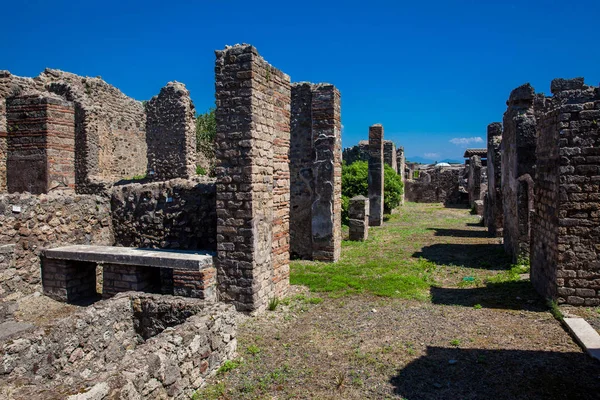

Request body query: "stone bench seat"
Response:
[41, 245, 216, 303]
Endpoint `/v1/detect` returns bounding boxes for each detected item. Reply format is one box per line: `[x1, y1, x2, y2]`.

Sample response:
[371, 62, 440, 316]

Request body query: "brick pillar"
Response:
[397, 146, 405, 205]
[311, 84, 342, 262]
[502, 83, 539, 262]
[349, 195, 369, 241]
[368, 124, 384, 226]
[6, 94, 75, 194]
[41, 258, 97, 302]
[146, 82, 197, 180]
[384, 141, 397, 172]
[531, 78, 600, 306]
[468, 155, 482, 207]
[215, 44, 290, 312]
[487, 122, 503, 236]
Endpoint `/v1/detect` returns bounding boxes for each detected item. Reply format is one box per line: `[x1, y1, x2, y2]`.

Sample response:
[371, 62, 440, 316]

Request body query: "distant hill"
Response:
[406, 156, 463, 164]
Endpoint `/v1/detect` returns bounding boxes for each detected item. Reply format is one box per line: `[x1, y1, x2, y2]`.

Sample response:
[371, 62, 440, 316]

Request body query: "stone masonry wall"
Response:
[405, 166, 462, 204]
[6, 93, 75, 194]
[0, 293, 237, 398]
[486, 122, 503, 236]
[289, 83, 342, 262]
[215, 44, 290, 312]
[502, 83, 540, 262]
[468, 155, 482, 207]
[110, 177, 217, 251]
[384, 140, 397, 173]
[397, 146, 406, 204]
[146, 82, 197, 180]
[0, 192, 113, 298]
[531, 78, 600, 306]
[0, 69, 146, 194]
[343, 139, 397, 170]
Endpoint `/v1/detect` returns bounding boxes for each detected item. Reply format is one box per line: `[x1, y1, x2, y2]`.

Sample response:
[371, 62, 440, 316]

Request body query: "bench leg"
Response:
[42, 258, 97, 302]
[102, 264, 161, 298]
[173, 267, 217, 301]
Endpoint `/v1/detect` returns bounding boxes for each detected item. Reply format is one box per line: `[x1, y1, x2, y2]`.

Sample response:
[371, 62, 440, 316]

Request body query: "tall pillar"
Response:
[6, 93, 75, 194]
[502, 83, 539, 262]
[468, 155, 482, 207]
[486, 122, 503, 236]
[214, 44, 290, 313]
[146, 81, 197, 180]
[368, 124, 384, 226]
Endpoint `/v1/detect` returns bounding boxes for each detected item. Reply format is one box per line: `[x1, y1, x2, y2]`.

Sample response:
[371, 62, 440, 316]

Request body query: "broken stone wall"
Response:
[6, 93, 75, 194]
[110, 178, 217, 251]
[486, 122, 503, 236]
[0, 69, 147, 194]
[368, 125, 384, 226]
[289, 83, 342, 262]
[531, 78, 600, 306]
[146, 82, 197, 180]
[215, 45, 290, 312]
[502, 83, 542, 262]
[0, 192, 113, 299]
[343, 139, 397, 170]
[0, 293, 237, 398]
[405, 166, 462, 204]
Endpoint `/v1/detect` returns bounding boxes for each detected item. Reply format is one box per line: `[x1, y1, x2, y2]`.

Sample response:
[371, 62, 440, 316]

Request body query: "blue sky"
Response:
[2, 0, 599, 162]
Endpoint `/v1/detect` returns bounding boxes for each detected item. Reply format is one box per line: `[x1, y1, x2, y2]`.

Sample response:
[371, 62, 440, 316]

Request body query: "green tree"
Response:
[341, 161, 404, 224]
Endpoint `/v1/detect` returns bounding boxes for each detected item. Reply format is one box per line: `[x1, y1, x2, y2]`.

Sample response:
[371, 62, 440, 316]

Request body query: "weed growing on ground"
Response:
[547, 299, 564, 321]
[247, 344, 261, 356]
[473, 303, 482, 309]
[218, 359, 242, 374]
[192, 382, 225, 400]
[268, 297, 280, 311]
[450, 339, 461, 347]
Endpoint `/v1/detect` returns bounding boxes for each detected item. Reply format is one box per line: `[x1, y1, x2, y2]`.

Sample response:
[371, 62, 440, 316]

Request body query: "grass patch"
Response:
[547, 299, 564, 321]
[218, 359, 242, 374]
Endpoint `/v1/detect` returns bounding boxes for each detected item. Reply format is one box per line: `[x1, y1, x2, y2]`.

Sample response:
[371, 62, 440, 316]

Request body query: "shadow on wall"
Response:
[430, 281, 545, 311]
[412, 244, 511, 270]
[426, 228, 489, 238]
[390, 346, 600, 400]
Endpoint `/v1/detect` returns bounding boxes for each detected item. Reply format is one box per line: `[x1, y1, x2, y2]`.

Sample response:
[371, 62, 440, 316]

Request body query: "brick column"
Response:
[146, 82, 197, 180]
[368, 124, 384, 226]
[486, 122, 503, 236]
[349, 195, 369, 241]
[468, 155, 482, 207]
[6, 94, 75, 194]
[531, 78, 600, 306]
[215, 44, 290, 312]
[311, 84, 341, 262]
[397, 146, 405, 205]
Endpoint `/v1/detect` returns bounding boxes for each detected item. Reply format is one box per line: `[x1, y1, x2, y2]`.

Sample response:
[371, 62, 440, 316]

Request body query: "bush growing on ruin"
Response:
[341, 161, 404, 224]
[196, 107, 216, 174]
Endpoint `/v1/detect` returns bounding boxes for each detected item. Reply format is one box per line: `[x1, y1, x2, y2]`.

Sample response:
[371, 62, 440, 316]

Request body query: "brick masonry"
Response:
[214, 44, 290, 312]
[343, 139, 397, 170]
[531, 78, 600, 306]
[289, 83, 342, 262]
[486, 122, 503, 236]
[368, 124, 384, 226]
[502, 83, 541, 262]
[397, 146, 406, 205]
[146, 82, 197, 180]
[6, 93, 75, 194]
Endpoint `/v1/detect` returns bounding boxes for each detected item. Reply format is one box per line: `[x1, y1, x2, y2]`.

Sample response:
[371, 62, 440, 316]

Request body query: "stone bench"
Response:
[41, 245, 216, 303]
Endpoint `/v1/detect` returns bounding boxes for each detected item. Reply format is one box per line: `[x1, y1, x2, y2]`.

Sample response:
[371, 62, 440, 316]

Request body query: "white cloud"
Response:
[424, 152, 440, 159]
[449, 137, 484, 146]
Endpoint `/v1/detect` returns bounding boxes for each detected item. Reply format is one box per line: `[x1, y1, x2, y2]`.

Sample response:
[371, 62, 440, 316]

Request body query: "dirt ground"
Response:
[199, 204, 600, 400]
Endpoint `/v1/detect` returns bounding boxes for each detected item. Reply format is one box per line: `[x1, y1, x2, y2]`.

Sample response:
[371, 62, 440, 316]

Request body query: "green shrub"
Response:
[196, 165, 207, 175]
[341, 161, 404, 224]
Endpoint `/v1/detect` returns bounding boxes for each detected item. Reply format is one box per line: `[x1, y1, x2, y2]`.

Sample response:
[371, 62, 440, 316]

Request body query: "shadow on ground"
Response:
[391, 346, 600, 400]
[430, 281, 545, 311]
[427, 228, 490, 238]
[413, 243, 511, 270]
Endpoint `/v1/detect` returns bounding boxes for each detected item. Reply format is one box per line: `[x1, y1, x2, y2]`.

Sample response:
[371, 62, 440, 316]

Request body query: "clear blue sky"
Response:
[2, 0, 599, 162]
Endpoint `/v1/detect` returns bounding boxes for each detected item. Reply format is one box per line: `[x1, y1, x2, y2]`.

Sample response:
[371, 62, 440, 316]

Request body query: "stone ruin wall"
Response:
[531, 78, 600, 306]
[405, 166, 462, 204]
[0, 293, 236, 398]
[502, 83, 544, 262]
[146, 82, 197, 180]
[486, 122, 503, 236]
[467, 155, 482, 207]
[0, 192, 113, 300]
[343, 139, 397, 170]
[214, 45, 290, 312]
[0, 69, 147, 194]
[289, 83, 342, 262]
[368, 124, 384, 226]
[110, 178, 217, 251]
